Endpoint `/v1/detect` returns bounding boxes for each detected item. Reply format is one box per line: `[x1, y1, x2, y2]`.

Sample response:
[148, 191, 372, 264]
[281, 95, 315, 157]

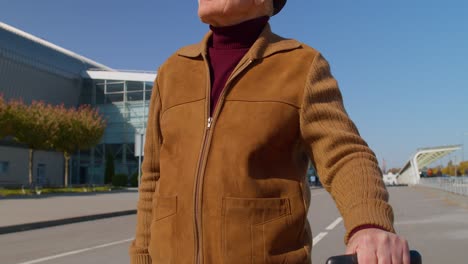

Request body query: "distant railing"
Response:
[419, 176, 468, 196]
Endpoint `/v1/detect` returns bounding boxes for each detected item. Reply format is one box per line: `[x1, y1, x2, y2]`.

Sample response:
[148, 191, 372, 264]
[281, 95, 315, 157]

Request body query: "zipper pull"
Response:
[207, 117, 213, 128]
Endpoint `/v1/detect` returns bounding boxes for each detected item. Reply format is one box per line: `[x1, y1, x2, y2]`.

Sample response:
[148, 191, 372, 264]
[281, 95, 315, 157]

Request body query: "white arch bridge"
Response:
[396, 145, 462, 185]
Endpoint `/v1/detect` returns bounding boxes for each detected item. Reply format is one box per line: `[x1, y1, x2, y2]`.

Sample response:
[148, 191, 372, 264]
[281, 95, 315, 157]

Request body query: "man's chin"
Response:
[198, 14, 220, 26]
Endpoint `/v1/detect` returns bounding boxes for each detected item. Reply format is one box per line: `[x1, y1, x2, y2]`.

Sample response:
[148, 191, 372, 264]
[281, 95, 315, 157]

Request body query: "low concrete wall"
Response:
[0, 145, 64, 186]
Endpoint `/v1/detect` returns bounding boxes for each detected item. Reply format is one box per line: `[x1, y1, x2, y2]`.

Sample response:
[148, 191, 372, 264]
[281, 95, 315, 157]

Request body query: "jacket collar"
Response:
[177, 23, 302, 60]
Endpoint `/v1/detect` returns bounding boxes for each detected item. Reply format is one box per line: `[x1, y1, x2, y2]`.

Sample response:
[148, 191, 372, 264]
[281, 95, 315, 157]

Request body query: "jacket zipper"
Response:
[193, 56, 212, 264]
[193, 57, 254, 264]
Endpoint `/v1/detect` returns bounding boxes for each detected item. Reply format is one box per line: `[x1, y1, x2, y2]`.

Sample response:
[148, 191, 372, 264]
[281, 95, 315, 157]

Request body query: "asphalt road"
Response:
[1, 186, 467, 264]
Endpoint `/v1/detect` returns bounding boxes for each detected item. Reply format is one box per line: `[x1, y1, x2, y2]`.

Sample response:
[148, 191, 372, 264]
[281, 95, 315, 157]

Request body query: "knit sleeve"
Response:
[299, 53, 395, 244]
[128, 75, 162, 263]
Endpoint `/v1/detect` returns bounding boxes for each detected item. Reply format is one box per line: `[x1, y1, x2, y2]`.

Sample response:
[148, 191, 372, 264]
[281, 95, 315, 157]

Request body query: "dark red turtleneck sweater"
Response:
[207, 16, 269, 116]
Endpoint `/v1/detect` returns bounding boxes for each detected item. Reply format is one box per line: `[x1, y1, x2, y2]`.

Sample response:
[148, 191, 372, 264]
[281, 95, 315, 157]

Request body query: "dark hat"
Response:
[273, 0, 287, 15]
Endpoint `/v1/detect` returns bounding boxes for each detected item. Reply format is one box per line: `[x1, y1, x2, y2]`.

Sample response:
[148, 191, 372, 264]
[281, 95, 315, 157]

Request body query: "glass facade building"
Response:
[0, 21, 157, 187]
[73, 70, 155, 185]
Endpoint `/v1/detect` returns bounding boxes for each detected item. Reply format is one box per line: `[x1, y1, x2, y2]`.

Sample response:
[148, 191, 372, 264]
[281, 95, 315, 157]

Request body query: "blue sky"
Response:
[1, 0, 467, 169]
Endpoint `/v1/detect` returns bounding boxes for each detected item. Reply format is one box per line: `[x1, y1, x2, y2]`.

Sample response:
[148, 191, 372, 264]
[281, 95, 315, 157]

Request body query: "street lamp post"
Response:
[135, 130, 145, 187]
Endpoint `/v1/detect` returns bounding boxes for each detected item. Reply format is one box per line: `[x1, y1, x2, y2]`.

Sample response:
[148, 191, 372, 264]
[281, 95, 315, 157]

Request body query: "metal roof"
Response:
[83, 70, 156, 82]
[0, 21, 112, 78]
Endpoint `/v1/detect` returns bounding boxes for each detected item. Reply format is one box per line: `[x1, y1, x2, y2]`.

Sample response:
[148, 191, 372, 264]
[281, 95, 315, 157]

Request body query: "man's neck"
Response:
[209, 16, 269, 49]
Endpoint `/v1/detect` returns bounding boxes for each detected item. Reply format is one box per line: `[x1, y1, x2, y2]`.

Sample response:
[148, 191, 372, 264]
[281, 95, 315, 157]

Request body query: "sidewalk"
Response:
[0, 189, 139, 234]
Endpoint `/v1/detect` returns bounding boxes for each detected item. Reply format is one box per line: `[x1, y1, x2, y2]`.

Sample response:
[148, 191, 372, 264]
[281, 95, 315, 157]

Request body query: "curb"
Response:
[0, 188, 138, 200]
[0, 210, 137, 235]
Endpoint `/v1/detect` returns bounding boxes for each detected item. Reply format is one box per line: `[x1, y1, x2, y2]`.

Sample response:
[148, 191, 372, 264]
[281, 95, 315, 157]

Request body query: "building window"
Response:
[144, 82, 153, 101]
[105, 93, 124, 103]
[127, 91, 144, 101]
[127, 81, 144, 92]
[144, 91, 151, 101]
[106, 81, 124, 93]
[96, 83, 105, 104]
[145, 82, 153, 91]
[0, 161, 9, 174]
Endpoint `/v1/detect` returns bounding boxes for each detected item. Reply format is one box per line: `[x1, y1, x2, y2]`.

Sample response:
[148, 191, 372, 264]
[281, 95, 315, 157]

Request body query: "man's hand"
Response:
[346, 228, 410, 264]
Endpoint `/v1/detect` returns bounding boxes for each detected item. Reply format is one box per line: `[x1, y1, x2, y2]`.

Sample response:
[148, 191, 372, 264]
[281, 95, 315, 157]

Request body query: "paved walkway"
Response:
[1, 184, 467, 238]
[0, 190, 139, 234]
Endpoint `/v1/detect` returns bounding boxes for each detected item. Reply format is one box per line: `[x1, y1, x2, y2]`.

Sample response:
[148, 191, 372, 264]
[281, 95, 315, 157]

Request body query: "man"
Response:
[129, 1, 410, 263]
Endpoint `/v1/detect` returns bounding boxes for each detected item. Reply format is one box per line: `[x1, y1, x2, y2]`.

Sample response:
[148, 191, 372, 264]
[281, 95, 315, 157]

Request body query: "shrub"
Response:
[112, 173, 128, 187]
[130, 172, 139, 187]
[105, 153, 115, 184]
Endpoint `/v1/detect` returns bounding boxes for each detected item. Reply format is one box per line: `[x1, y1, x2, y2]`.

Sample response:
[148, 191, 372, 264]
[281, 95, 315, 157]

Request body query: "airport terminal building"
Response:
[0, 22, 156, 186]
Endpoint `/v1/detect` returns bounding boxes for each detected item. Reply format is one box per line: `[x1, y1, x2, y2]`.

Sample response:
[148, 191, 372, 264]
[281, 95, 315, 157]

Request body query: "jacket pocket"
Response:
[222, 197, 301, 264]
[149, 195, 177, 264]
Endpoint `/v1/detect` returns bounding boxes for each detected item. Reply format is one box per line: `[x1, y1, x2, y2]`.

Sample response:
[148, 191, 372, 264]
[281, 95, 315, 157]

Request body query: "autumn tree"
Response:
[0, 94, 17, 139]
[0, 95, 8, 139]
[7, 100, 57, 186]
[51, 105, 106, 187]
[459, 161, 468, 176]
[432, 166, 443, 177]
[440, 160, 465, 176]
[1, 97, 106, 187]
[441, 162, 451, 176]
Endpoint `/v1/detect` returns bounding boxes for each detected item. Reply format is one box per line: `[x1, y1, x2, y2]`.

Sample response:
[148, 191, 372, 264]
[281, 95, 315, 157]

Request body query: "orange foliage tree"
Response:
[51, 104, 106, 187]
[0, 95, 106, 187]
[0, 95, 7, 138]
[6, 99, 58, 186]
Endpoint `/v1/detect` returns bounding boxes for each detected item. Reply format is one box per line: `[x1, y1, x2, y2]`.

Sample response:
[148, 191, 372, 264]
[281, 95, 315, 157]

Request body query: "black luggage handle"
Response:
[326, 250, 421, 264]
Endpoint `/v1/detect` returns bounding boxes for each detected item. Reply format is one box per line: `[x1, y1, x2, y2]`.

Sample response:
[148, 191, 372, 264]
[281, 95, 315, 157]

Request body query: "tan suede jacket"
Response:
[129, 24, 395, 264]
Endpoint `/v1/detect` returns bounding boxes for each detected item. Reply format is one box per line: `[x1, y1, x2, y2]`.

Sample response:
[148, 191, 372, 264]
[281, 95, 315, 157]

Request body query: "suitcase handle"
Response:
[326, 250, 421, 264]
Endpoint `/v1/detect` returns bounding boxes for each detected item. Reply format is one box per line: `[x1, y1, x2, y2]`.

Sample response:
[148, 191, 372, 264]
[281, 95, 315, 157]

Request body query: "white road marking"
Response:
[312, 232, 328, 246]
[16, 238, 134, 264]
[326, 217, 343, 231]
[313, 217, 343, 247]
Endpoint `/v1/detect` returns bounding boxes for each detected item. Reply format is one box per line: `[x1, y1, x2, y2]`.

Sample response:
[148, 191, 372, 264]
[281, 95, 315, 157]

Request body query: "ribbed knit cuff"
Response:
[130, 253, 152, 264]
[342, 199, 395, 244]
[348, 224, 388, 241]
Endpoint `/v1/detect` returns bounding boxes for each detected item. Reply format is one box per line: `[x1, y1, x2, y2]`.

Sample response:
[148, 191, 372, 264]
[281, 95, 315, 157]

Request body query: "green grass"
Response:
[0, 185, 125, 197]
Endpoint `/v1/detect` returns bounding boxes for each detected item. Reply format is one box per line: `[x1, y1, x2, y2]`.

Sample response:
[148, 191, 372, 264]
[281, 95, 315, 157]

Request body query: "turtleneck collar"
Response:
[209, 16, 270, 49]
